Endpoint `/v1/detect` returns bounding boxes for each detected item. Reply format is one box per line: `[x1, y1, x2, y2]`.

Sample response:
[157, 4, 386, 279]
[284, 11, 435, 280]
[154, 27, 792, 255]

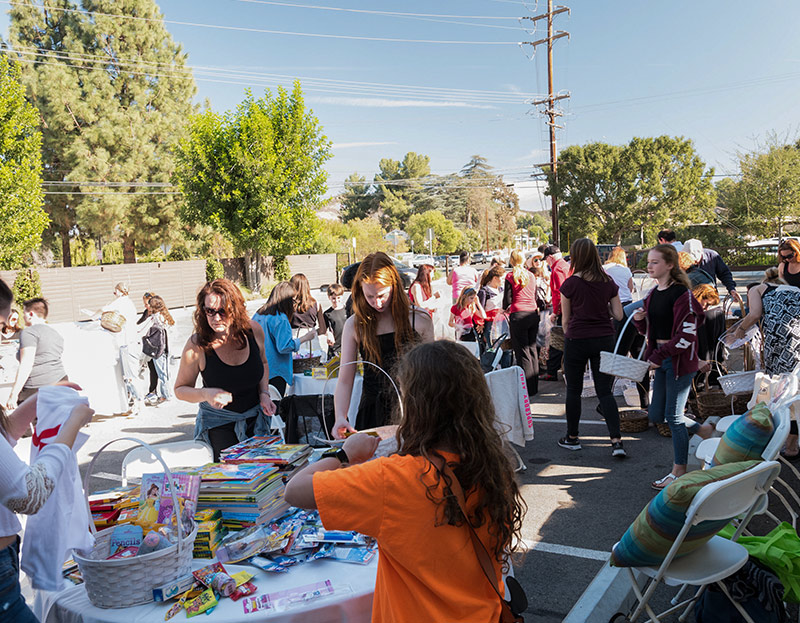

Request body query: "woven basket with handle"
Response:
[73, 437, 198, 609]
[599, 314, 651, 382]
[100, 310, 125, 333]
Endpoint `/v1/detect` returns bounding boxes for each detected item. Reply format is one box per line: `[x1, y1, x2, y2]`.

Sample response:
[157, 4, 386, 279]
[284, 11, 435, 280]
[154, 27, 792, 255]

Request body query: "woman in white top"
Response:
[0, 279, 95, 622]
[602, 247, 634, 305]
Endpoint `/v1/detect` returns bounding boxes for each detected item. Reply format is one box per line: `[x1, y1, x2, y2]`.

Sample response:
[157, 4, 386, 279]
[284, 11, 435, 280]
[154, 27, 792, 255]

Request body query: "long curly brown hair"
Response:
[193, 279, 252, 351]
[351, 252, 414, 366]
[395, 340, 526, 562]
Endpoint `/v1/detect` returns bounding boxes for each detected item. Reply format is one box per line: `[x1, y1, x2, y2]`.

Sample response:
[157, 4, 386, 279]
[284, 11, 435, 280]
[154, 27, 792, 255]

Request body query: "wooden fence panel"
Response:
[0, 260, 206, 323]
[286, 254, 337, 289]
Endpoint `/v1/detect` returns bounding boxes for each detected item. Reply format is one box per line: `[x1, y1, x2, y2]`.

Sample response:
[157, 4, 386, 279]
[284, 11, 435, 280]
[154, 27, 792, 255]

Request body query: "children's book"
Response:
[138, 472, 200, 527]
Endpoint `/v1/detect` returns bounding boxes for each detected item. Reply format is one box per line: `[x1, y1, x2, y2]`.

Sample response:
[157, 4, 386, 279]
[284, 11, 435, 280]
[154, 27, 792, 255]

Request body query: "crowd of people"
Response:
[4, 228, 800, 621]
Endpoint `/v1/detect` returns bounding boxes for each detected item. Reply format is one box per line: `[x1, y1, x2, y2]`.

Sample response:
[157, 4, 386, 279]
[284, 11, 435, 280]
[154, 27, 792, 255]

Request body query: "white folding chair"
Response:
[121, 440, 213, 486]
[268, 384, 286, 443]
[620, 460, 782, 623]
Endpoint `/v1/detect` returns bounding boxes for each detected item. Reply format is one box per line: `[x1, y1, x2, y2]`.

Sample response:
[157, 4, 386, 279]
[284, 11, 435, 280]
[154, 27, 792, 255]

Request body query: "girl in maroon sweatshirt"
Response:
[633, 244, 714, 490]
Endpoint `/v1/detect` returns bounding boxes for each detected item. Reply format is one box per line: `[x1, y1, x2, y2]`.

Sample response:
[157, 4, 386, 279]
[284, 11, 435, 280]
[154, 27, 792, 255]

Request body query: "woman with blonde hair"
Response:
[603, 247, 634, 306]
[331, 252, 434, 438]
[449, 287, 486, 342]
[503, 249, 541, 396]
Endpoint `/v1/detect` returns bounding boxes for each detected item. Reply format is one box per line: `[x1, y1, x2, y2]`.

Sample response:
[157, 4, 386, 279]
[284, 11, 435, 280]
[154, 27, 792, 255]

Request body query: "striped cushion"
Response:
[611, 460, 761, 567]
[711, 403, 774, 467]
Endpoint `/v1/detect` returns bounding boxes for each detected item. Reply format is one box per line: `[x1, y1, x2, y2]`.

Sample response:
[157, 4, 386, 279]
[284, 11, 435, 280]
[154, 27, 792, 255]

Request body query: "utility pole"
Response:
[522, 1, 570, 248]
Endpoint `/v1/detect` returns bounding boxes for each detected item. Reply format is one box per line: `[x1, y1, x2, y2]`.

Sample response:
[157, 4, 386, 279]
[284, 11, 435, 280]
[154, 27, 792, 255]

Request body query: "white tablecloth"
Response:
[286, 374, 363, 427]
[40, 558, 377, 623]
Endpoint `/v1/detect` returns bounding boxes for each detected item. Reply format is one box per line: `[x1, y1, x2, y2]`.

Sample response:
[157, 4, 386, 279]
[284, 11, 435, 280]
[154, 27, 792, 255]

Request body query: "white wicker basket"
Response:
[718, 370, 757, 396]
[73, 437, 198, 609]
[599, 314, 650, 382]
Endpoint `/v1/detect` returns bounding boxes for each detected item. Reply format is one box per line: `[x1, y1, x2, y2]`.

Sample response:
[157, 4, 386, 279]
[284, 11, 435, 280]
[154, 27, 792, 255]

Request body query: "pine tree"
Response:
[71, 0, 197, 263]
[7, 0, 197, 264]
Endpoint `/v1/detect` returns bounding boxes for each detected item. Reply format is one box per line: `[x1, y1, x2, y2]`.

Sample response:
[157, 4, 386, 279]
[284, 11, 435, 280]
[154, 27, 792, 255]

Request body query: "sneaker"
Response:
[611, 441, 627, 458]
[144, 392, 158, 403]
[539, 373, 558, 382]
[557, 436, 582, 451]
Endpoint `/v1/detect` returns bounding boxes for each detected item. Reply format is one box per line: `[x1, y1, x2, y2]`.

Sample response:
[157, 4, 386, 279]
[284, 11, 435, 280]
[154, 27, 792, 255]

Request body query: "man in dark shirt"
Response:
[323, 283, 347, 358]
[683, 239, 742, 304]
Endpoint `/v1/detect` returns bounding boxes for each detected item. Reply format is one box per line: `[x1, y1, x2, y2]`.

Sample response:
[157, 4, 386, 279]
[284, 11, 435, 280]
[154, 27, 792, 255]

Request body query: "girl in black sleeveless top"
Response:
[778, 240, 800, 288]
[332, 253, 434, 438]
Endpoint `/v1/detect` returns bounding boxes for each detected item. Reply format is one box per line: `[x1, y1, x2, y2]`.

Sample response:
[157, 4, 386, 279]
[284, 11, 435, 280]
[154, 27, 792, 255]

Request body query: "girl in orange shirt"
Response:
[285, 340, 525, 623]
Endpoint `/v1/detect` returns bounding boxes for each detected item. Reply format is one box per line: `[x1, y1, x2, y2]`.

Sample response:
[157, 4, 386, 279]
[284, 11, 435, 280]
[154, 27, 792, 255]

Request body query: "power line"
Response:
[2, 1, 522, 45]
[230, 0, 521, 20]
[8, 48, 540, 104]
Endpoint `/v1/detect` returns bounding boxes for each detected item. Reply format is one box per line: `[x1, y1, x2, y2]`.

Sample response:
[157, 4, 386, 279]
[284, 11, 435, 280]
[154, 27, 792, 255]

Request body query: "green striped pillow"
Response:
[710, 403, 774, 466]
[611, 460, 761, 567]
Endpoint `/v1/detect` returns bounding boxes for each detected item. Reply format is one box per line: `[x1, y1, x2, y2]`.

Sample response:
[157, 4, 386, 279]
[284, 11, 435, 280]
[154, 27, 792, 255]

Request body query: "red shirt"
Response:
[549, 258, 570, 316]
[451, 304, 476, 328]
[504, 273, 539, 314]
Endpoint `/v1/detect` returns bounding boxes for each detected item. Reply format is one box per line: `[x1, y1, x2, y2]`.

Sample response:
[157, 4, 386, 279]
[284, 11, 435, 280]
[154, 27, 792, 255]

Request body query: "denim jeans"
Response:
[563, 334, 621, 439]
[152, 354, 172, 400]
[649, 357, 700, 465]
[0, 538, 38, 623]
[119, 345, 142, 401]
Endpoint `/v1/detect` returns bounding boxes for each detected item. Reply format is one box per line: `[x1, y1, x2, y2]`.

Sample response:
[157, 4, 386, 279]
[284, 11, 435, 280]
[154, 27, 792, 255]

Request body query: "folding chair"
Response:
[268, 384, 286, 443]
[619, 460, 782, 623]
[121, 440, 213, 486]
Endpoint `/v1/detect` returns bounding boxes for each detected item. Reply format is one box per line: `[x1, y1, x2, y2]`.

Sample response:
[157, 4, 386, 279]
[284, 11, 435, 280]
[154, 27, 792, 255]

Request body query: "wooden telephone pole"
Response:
[522, 1, 570, 247]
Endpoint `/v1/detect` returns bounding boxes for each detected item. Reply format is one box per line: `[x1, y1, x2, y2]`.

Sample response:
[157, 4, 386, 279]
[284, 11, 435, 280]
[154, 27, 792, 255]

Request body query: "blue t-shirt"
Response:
[251, 312, 300, 385]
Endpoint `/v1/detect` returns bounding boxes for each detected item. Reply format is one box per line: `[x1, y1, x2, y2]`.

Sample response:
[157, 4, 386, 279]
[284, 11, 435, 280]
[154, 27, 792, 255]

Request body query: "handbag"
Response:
[142, 325, 165, 358]
[440, 462, 527, 622]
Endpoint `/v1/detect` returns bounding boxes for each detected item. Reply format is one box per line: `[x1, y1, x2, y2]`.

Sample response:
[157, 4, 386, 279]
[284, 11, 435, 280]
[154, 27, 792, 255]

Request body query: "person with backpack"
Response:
[141, 295, 174, 406]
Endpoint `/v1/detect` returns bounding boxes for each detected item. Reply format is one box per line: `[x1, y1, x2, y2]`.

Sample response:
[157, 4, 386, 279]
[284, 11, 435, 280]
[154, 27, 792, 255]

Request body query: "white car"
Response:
[410, 254, 435, 268]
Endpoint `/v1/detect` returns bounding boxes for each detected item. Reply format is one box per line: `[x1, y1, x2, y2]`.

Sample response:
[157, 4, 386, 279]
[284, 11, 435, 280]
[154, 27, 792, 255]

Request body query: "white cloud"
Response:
[309, 96, 496, 109]
[332, 141, 399, 150]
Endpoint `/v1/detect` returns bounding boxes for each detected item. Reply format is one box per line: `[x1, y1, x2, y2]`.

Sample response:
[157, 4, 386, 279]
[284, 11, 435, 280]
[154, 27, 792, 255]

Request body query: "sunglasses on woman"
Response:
[780, 251, 795, 262]
[204, 307, 228, 319]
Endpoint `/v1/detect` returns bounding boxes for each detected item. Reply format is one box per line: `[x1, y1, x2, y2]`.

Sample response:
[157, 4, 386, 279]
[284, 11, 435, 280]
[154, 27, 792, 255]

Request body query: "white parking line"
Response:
[520, 539, 609, 561]
[530, 417, 611, 425]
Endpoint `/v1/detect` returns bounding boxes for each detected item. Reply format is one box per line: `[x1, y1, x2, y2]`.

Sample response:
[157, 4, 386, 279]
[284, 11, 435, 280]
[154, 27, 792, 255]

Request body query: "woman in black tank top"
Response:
[174, 279, 276, 460]
[778, 240, 800, 288]
[332, 252, 434, 438]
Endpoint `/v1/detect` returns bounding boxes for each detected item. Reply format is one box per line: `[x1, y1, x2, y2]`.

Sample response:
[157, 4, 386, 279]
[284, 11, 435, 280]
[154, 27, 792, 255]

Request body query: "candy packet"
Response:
[230, 581, 258, 602]
[192, 561, 236, 597]
[185, 588, 217, 618]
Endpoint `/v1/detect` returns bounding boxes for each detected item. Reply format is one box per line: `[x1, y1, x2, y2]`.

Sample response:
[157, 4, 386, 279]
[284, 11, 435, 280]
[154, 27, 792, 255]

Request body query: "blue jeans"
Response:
[0, 538, 38, 623]
[152, 354, 172, 400]
[119, 345, 142, 401]
[649, 357, 700, 465]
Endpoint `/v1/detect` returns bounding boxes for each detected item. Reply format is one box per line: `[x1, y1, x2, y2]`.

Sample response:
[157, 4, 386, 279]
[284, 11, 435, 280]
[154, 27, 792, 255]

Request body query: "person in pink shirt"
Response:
[447, 251, 479, 303]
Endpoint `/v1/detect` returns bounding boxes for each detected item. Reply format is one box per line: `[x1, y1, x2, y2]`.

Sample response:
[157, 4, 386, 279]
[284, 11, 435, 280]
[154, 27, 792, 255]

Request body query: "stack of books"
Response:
[193, 509, 226, 558]
[191, 463, 289, 531]
[220, 437, 313, 479]
[88, 484, 141, 530]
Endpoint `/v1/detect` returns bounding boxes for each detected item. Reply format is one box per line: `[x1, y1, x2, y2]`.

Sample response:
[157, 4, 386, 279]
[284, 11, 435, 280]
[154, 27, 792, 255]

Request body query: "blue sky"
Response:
[3, 0, 800, 211]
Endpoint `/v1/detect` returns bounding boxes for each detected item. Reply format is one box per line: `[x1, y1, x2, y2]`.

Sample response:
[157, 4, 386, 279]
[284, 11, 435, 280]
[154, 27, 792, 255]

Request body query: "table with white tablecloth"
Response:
[285, 373, 363, 427]
[39, 557, 377, 623]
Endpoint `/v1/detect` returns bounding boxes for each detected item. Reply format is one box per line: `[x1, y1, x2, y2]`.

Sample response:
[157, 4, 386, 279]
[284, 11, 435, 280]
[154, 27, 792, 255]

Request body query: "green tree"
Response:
[0, 55, 47, 269]
[70, 0, 196, 263]
[175, 82, 332, 288]
[549, 136, 716, 244]
[458, 228, 483, 253]
[727, 141, 800, 238]
[340, 173, 377, 222]
[406, 210, 461, 254]
[12, 268, 42, 302]
[6, 0, 84, 266]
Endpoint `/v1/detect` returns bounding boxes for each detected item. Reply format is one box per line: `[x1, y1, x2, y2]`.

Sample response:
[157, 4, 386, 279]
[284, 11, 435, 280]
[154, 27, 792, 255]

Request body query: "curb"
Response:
[563, 564, 645, 623]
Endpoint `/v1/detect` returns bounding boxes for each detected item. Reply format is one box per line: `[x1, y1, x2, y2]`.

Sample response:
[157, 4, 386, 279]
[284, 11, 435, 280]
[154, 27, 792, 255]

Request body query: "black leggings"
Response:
[563, 335, 621, 439]
[207, 416, 257, 461]
[508, 310, 539, 396]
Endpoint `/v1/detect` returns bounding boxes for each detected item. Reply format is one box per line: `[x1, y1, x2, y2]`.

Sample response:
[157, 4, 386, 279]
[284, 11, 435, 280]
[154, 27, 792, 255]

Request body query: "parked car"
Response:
[434, 255, 447, 267]
[410, 254, 436, 268]
[471, 252, 486, 265]
[340, 256, 417, 291]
